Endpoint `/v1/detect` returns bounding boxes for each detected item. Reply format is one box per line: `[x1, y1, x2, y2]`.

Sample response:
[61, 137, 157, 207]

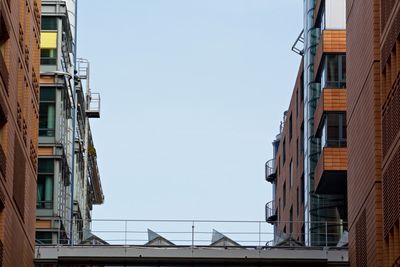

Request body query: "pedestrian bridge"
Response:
[34, 219, 348, 266]
[35, 245, 348, 267]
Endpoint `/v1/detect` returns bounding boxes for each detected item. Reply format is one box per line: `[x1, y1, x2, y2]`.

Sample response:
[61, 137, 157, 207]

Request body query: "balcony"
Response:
[86, 92, 100, 118]
[314, 89, 347, 135]
[314, 30, 346, 81]
[265, 159, 276, 183]
[314, 147, 347, 195]
[265, 200, 277, 224]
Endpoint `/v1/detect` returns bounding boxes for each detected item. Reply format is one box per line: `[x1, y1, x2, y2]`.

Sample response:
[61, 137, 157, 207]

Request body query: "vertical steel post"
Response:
[69, 0, 79, 247]
[325, 221, 328, 247]
[191, 221, 195, 247]
[125, 220, 128, 246]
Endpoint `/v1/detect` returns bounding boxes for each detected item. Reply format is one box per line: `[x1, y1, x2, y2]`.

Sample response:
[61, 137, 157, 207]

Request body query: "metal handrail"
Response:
[34, 218, 348, 247]
[265, 158, 276, 181]
[265, 201, 277, 222]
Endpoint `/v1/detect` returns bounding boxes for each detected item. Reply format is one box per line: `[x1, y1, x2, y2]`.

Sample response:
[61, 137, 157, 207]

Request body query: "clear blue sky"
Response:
[77, 0, 303, 221]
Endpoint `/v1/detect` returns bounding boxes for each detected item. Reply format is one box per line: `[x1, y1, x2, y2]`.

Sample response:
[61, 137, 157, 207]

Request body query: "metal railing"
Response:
[36, 201, 53, 209]
[265, 201, 277, 223]
[34, 219, 348, 248]
[86, 92, 100, 117]
[265, 158, 276, 182]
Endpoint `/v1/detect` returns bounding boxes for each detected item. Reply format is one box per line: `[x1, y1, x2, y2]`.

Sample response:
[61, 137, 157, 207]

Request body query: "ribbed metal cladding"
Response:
[383, 145, 400, 237]
[355, 210, 367, 267]
[382, 82, 400, 157]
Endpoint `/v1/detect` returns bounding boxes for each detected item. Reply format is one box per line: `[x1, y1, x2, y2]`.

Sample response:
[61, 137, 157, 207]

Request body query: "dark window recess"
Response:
[318, 54, 346, 89]
[301, 174, 305, 204]
[0, 12, 10, 90]
[289, 206, 293, 234]
[277, 157, 280, 177]
[39, 87, 56, 137]
[300, 73, 304, 102]
[41, 17, 57, 30]
[283, 139, 286, 165]
[300, 122, 304, 154]
[296, 90, 299, 117]
[289, 160, 293, 187]
[289, 114, 293, 141]
[283, 182, 286, 209]
[37, 159, 54, 209]
[296, 138, 299, 166]
[296, 187, 299, 216]
[13, 137, 26, 219]
[278, 198, 281, 222]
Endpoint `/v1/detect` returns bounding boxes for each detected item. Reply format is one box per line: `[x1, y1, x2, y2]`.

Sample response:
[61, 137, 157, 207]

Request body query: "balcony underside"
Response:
[315, 170, 347, 195]
[266, 214, 277, 224]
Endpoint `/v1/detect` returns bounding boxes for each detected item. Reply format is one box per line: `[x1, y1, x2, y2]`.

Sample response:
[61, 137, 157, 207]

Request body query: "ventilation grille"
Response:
[383, 83, 400, 156]
[355, 210, 367, 267]
[381, 2, 400, 69]
[383, 147, 400, 237]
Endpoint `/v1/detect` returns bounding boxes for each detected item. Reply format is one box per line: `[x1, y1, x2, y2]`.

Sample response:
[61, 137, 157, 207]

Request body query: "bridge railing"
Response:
[35, 219, 347, 248]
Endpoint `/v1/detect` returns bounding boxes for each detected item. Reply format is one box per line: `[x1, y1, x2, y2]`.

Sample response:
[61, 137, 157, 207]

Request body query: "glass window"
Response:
[41, 17, 57, 30]
[321, 113, 347, 148]
[41, 48, 57, 65]
[37, 159, 54, 209]
[39, 87, 56, 137]
[36, 232, 52, 245]
[320, 55, 346, 89]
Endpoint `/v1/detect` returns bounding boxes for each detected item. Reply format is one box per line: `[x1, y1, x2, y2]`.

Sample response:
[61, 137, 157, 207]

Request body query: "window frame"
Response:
[39, 87, 57, 137]
[318, 54, 346, 89]
[37, 159, 54, 209]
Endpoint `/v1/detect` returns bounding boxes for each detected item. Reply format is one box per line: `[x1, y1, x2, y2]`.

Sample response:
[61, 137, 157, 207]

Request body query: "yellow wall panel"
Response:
[41, 32, 58, 49]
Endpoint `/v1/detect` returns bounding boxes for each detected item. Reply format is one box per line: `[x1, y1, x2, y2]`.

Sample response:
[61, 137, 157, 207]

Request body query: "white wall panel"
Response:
[325, 0, 346, 29]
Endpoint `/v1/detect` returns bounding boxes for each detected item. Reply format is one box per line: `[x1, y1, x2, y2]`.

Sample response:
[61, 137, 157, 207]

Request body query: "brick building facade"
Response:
[266, 0, 348, 247]
[347, 0, 400, 266]
[0, 0, 41, 266]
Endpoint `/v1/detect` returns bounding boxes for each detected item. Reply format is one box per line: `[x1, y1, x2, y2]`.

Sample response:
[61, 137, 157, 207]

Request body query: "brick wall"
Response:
[274, 61, 305, 241]
[0, 0, 40, 266]
[347, 0, 384, 266]
[380, 1, 400, 266]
